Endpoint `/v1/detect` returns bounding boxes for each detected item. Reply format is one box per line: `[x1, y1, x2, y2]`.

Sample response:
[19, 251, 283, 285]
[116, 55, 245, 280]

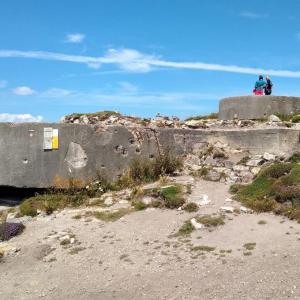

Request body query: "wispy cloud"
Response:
[65, 33, 85, 43]
[1, 48, 300, 78]
[0, 113, 43, 122]
[239, 11, 269, 19]
[12, 86, 35, 95]
[0, 80, 7, 88]
[40, 88, 75, 98]
[118, 82, 138, 93]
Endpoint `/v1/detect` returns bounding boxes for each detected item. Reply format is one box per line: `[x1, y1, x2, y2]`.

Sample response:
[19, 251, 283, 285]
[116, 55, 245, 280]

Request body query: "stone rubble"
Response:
[61, 111, 300, 130]
[183, 141, 284, 184]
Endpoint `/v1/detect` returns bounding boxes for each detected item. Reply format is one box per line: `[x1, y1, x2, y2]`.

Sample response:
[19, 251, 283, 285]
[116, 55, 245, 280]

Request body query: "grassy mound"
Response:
[231, 161, 300, 221]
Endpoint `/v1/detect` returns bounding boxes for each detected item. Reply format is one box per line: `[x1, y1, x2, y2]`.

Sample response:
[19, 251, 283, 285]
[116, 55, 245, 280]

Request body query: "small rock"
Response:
[198, 195, 211, 206]
[269, 114, 281, 122]
[70, 238, 75, 244]
[233, 165, 249, 172]
[141, 196, 154, 205]
[104, 196, 113, 206]
[220, 206, 234, 213]
[225, 198, 233, 202]
[246, 158, 265, 167]
[251, 167, 261, 175]
[263, 152, 276, 161]
[191, 218, 203, 230]
[240, 206, 253, 213]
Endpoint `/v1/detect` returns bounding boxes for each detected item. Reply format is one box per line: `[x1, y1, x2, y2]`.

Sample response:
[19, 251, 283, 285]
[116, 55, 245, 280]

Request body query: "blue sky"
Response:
[1, 0, 300, 122]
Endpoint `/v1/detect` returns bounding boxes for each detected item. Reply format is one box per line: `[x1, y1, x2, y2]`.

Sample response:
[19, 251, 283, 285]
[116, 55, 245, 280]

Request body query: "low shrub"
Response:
[183, 202, 199, 213]
[288, 152, 300, 163]
[120, 149, 183, 186]
[160, 185, 185, 209]
[133, 200, 147, 210]
[177, 221, 194, 236]
[185, 113, 218, 121]
[233, 160, 300, 221]
[260, 163, 292, 179]
[196, 215, 225, 227]
[291, 115, 300, 123]
[0, 222, 25, 241]
[229, 184, 244, 194]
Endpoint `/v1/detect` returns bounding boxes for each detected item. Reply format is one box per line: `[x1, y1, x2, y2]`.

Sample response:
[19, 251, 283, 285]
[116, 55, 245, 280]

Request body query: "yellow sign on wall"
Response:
[52, 129, 59, 149]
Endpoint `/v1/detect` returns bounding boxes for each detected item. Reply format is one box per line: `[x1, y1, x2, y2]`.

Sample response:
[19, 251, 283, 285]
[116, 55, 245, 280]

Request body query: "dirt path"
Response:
[1, 180, 300, 300]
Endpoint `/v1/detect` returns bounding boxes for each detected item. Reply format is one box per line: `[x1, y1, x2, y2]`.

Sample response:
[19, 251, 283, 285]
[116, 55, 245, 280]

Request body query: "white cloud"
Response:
[65, 33, 85, 43]
[0, 113, 43, 122]
[118, 82, 138, 93]
[40, 88, 74, 98]
[2, 48, 300, 78]
[0, 80, 7, 88]
[13, 86, 35, 96]
[239, 11, 269, 19]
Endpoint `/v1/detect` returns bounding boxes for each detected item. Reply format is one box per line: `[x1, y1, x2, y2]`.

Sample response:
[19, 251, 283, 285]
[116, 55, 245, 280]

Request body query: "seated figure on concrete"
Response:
[253, 75, 266, 95]
[264, 75, 273, 95]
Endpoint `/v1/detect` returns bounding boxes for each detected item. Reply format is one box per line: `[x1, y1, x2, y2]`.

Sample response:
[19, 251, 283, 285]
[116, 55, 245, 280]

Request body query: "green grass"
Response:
[185, 112, 218, 121]
[258, 220, 267, 225]
[196, 215, 225, 227]
[232, 160, 300, 221]
[118, 150, 183, 186]
[160, 185, 185, 208]
[243, 242, 256, 250]
[177, 221, 194, 236]
[183, 202, 199, 213]
[288, 152, 300, 163]
[132, 200, 148, 210]
[91, 208, 133, 222]
[191, 245, 215, 252]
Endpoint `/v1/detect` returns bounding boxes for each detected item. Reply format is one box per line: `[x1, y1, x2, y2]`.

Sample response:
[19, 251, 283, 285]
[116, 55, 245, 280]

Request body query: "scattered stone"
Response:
[191, 218, 203, 230]
[104, 196, 114, 206]
[269, 114, 281, 122]
[240, 206, 253, 213]
[263, 152, 276, 161]
[220, 206, 234, 213]
[246, 158, 264, 167]
[198, 195, 211, 206]
[225, 198, 233, 202]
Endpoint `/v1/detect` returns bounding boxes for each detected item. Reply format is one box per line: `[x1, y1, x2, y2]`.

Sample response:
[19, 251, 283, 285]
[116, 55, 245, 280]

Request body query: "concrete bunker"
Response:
[219, 96, 300, 120]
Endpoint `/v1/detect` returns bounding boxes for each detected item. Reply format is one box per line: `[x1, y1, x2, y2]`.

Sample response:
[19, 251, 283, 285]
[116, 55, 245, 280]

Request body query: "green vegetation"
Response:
[274, 111, 300, 123]
[237, 156, 250, 165]
[132, 200, 147, 210]
[196, 215, 225, 227]
[191, 245, 215, 252]
[291, 115, 300, 123]
[185, 112, 218, 121]
[183, 202, 199, 213]
[160, 185, 185, 209]
[258, 220, 267, 225]
[90, 208, 133, 222]
[177, 221, 194, 236]
[19, 149, 183, 216]
[118, 149, 183, 186]
[243, 242, 256, 250]
[288, 152, 300, 163]
[231, 161, 300, 221]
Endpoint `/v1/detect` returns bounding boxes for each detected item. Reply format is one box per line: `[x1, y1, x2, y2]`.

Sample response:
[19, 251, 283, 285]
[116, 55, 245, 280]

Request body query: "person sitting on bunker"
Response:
[253, 75, 266, 95]
[264, 75, 273, 95]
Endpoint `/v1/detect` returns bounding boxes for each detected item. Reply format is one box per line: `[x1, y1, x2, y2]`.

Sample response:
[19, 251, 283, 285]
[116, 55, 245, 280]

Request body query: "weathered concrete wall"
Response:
[219, 96, 300, 120]
[0, 123, 299, 188]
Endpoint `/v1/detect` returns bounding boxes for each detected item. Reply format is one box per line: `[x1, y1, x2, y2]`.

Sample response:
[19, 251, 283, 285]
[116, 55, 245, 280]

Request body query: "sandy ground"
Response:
[1, 180, 300, 300]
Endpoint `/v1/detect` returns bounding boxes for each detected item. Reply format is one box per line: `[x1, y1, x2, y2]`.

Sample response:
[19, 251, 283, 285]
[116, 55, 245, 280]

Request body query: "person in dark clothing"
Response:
[264, 76, 273, 95]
